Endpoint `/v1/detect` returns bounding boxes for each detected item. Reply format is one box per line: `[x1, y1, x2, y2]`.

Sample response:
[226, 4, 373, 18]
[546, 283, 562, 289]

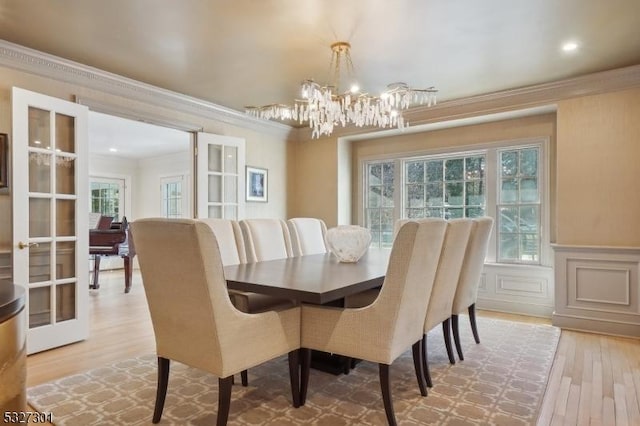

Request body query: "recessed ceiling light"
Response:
[109, 148, 118, 152]
[562, 41, 579, 52]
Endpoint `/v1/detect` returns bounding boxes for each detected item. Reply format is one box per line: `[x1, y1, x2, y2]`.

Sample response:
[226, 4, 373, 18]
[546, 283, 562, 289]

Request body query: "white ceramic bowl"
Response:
[325, 225, 372, 263]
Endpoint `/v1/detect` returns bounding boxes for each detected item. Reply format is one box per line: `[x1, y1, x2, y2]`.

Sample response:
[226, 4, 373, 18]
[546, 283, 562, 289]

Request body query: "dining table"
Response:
[224, 247, 391, 305]
[224, 247, 391, 374]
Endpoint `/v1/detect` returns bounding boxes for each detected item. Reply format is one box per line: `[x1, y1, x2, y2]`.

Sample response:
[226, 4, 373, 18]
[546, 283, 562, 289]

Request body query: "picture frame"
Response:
[246, 166, 268, 202]
[0, 133, 7, 189]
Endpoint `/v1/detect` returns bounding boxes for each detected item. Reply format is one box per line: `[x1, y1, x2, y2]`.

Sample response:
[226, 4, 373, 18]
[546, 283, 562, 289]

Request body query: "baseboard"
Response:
[552, 312, 640, 339]
[477, 297, 553, 318]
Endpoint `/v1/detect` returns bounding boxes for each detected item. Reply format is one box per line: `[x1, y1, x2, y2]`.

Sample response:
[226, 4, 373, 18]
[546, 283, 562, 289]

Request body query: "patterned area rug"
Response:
[28, 317, 559, 425]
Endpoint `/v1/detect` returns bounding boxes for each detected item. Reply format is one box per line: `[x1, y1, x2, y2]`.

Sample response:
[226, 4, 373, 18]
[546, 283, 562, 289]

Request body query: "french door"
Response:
[196, 132, 245, 219]
[12, 87, 89, 354]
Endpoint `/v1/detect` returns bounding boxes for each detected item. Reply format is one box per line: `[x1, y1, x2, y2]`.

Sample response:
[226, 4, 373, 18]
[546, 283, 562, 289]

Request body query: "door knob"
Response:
[18, 241, 39, 250]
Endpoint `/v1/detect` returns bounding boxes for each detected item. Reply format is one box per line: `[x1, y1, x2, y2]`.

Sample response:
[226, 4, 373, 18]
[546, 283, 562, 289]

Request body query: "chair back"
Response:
[239, 218, 293, 262]
[131, 218, 238, 375]
[287, 217, 328, 256]
[452, 217, 494, 314]
[376, 219, 448, 359]
[424, 218, 474, 332]
[199, 218, 246, 266]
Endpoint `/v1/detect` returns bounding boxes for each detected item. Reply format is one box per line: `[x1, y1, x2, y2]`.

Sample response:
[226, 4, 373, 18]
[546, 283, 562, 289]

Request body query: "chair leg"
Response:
[421, 334, 433, 388]
[240, 370, 248, 387]
[379, 363, 397, 426]
[217, 376, 233, 426]
[452, 314, 464, 361]
[443, 318, 455, 364]
[300, 348, 311, 405]
[152, 357, 170, 424]
[287, 350, 301, 408]
[91, 255, 101, 289]
[469, 303, 480, 344]
[411, 340, 427, 396]
[123, 255, 133, 293]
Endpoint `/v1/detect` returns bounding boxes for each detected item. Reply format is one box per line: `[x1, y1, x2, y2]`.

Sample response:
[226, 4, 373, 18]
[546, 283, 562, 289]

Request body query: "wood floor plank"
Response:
[577, 381, 591, 425]
[591, 360, 604, 421]
[623, 372, 640, 424]
[564, 383, 581, 425]
[555, 376, 572, 417]
[602, 396, 615, 426]
[614, 383, 629, 426]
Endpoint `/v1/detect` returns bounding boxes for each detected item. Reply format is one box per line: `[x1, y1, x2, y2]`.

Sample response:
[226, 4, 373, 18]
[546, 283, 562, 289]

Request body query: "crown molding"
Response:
[0, 39, 293, 137]
[2, 39, 638, 142]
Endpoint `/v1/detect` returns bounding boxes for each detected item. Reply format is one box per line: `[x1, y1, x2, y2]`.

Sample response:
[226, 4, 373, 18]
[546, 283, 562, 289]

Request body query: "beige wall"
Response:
[556, 88, 640, 246]
[0, 66, 293, 256]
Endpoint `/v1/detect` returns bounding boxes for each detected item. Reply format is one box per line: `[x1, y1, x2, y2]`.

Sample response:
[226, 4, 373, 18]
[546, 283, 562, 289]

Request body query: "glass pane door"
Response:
[12, 87, 89, 354]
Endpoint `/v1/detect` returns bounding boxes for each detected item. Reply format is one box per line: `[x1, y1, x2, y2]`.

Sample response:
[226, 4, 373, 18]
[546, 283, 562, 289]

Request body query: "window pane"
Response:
[407, 208, 425, 219]
[369, 164, 382, 185]
[465, 181, 484, 206]
[499, 207, 518, 233]
[520, 178, 538, 202]
[382, 163, 394, 183]
[466, 207, 485, 218]
[366, 209, 381, 230]
[426, 161, 443, 181]
[445, 158, 463, 180]
[445, 208, 464, 219]
[426, 208, 443, 218]
[501, 179, 518, 203]
[520, 149, 538, 176]
[521, 234, 539, 262]
[465, 156, 485, 179]
[499, 234, 519, 260]
[382, 184, 394, 207]
[520, 206, 539, 232]
[426, 183, 443, 206]
[501, 151, 518, 177]
[368, 186, 382, 208]
[406, 162, 424, 183]
[406, 184, 424, 208]
[445, 182, 463, 206]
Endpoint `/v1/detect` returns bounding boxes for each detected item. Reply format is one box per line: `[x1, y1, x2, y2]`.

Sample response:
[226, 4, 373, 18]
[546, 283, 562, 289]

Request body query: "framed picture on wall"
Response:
[246, 166, 268, 202]
[0, 133, 8, 189]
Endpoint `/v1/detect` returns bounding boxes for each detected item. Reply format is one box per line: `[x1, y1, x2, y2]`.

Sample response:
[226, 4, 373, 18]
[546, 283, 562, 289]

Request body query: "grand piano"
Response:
[89, 216, 136, 293]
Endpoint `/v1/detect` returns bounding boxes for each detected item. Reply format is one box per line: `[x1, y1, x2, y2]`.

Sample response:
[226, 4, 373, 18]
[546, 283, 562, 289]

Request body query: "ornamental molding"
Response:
[0, 40, 292, 136]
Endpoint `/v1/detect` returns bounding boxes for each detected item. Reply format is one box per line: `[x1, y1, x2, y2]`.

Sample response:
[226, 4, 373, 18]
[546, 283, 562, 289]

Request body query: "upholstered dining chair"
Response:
[199, 218, 295, 386]
[451, 217, 494, 360]
[300, 219, 448, 426]
[418, 218, 473, 388]
[131, 218, 301, 426]
[239, 218, 293, 262]
[286, 217, 329, 256]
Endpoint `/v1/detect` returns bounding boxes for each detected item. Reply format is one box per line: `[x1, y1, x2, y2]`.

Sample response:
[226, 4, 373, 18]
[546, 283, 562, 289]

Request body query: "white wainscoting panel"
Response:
[553, 245, 640, 337]
[477, 263, 554, 318]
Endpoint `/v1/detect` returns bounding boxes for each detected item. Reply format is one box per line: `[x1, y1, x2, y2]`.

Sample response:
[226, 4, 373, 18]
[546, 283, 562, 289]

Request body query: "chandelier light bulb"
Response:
[245, 41, 437, 138]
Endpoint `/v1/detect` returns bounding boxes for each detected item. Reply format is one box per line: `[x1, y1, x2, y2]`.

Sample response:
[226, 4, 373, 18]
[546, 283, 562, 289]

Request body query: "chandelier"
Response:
[245, 42, 437, 139]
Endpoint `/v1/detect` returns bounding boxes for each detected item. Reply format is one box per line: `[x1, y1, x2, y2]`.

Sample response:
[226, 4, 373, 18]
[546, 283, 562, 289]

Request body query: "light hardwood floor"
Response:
[26, 270, 640, 425]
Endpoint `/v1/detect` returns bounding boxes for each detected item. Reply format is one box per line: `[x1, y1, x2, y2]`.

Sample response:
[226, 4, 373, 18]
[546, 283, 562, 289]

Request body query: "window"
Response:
[362, 140, 546, 265]
[90, 178, 124, 221]
[161, 175, 188, 218]
[364, 162, 395, 248]
[497, 147, 540, 263]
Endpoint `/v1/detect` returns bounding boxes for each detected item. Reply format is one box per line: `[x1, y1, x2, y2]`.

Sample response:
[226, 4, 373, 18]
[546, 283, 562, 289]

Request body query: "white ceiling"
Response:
[88, 112, 190, 159]
[1, 0, 640, 122]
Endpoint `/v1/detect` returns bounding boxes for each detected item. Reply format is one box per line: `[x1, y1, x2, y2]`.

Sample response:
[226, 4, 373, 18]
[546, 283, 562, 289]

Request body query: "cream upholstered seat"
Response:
[131, 218, 301, 426]
[287, 217, 329, 256]
[419, 218, 473, 388]
[239, 218, 293, 262]
[451, 217, 494, 360]
[300, 219, 448, 426]
[199, 218, 295, 387]
[199, 218, 293, 313]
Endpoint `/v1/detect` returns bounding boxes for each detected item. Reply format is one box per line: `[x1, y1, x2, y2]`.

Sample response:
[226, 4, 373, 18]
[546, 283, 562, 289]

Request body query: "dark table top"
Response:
[224, 248, 390, 304]
[0, 280, 26, 323]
